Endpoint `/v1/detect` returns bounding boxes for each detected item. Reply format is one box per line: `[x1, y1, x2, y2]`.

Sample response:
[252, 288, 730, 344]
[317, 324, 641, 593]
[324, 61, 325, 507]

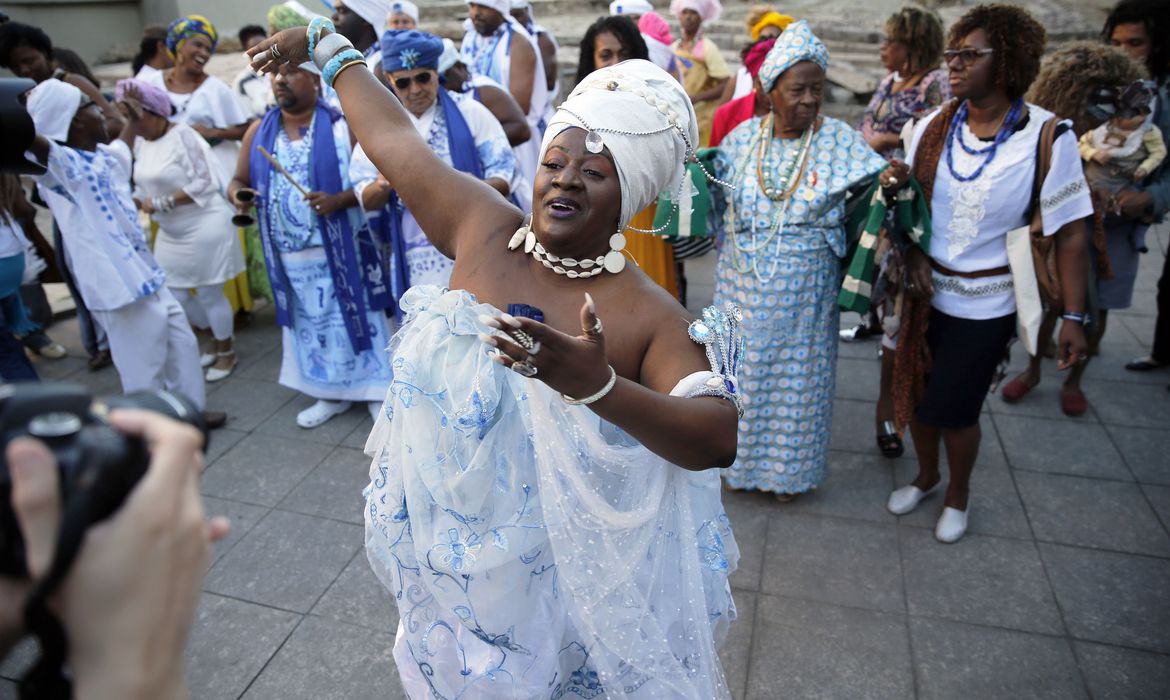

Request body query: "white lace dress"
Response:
[364, 285, 741, 699]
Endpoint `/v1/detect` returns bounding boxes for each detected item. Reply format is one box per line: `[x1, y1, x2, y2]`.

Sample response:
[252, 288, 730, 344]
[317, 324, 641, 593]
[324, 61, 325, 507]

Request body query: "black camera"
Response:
[0, 383, 207, 577]
[0, 77, 45, 175]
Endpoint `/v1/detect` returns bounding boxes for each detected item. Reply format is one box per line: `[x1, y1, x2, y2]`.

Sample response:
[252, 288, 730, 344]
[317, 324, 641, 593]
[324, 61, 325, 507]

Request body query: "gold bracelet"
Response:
[329, 59, 367, 87]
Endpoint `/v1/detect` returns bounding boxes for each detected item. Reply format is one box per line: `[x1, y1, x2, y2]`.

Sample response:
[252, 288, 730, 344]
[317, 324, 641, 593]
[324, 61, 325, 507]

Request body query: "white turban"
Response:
[609, 0, 653, 16]
[669, 0, 720, 22]
[388, 0, 419, 23]
[342, 0, 391, 29]
[27, 79, 83, 144]
[467, 0, 510, 17]
[438, 37, 461, 73]
[510, 0, 530, 9]
[540, 59, 699, 231]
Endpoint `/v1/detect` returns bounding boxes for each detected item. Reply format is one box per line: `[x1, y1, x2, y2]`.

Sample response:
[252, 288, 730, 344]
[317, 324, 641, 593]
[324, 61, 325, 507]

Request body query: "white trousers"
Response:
[173, 284, 234, 341]
[92, 288, 206, 409]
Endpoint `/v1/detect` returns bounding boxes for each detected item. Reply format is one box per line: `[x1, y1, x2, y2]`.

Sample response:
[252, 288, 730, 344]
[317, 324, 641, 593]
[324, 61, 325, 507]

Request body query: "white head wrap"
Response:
[609, 0, 653, 15]
[668, 0, 720, 22]
[342, 0, 392, 29]
[510, 0, 530, 9]
[466, 0, 511, 17]
[387, 0, 419, 23]
[438, 38, 461, 73]
[27, 79, 83, 144]
[540, 59, 699, 231]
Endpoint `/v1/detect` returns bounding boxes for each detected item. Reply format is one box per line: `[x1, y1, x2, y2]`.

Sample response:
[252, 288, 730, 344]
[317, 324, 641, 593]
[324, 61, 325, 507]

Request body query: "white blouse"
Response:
[907, 104, 1093, 319]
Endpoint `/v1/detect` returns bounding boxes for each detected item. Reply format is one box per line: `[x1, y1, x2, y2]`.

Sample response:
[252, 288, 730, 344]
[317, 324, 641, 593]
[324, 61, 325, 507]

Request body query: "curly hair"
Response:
[0, 21, 52, 69]
[575, 16, 648, 86]
[948, 4, 1046, 101]
[1101, 0, 1169, 81]
[1027, 41, 1146, 136]
[886, 5, 945, 75]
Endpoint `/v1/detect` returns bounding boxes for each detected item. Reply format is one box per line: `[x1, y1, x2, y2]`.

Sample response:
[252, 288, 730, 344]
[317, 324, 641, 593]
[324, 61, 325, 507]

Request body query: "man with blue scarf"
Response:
[351, 29, 515, 305]
[230, 63, 394, 428]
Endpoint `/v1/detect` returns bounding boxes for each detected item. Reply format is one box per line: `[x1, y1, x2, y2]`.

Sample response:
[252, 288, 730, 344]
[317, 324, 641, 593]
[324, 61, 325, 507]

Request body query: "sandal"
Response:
[839, 322, 880, 343]
[876, 420, 903, 458]
[1001, 374, 1037, 403]
[1060, 387, 1088, 417]
[1125, 356, 1165, 372]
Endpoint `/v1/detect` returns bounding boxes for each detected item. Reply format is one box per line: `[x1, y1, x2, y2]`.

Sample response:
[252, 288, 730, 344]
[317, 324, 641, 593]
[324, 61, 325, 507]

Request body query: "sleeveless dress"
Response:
[364, 285, 739, 698]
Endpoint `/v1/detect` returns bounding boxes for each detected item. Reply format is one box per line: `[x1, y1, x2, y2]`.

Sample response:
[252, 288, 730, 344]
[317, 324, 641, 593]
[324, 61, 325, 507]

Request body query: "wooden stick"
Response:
[257, 145, 311, 197]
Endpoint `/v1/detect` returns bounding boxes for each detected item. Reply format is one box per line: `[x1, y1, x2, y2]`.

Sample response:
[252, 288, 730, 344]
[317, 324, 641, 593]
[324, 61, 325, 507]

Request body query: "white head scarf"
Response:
[467, 0, 511, 17]
[609, 0, 653, 15]
[27, 79, 83, 144]
[539, 59, 699, 231]
[669, 0, 720, 22]
[342, 0, 392, 29]
[387, 0, 419, 24]
[510, 0, 530, 9]
[438, 38, 461, 73]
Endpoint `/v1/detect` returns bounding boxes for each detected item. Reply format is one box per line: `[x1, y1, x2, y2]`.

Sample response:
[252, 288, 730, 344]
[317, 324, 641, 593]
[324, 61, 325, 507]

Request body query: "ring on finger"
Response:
[511, 360, 538, 377]
[585, 317, 603, 337]
[270, 44, 283, 60]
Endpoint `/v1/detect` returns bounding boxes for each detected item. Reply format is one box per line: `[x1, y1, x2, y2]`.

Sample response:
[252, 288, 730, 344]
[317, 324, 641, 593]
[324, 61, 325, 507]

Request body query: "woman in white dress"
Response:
[120, 79, 245, 381]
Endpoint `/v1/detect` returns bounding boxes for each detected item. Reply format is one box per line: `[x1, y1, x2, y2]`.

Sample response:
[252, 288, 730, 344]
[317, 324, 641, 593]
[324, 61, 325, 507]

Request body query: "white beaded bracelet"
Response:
[561, 366, 617, 406]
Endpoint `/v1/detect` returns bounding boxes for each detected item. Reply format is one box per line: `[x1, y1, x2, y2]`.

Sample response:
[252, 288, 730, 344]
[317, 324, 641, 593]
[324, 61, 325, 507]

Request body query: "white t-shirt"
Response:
[906, 104, 1093, 319]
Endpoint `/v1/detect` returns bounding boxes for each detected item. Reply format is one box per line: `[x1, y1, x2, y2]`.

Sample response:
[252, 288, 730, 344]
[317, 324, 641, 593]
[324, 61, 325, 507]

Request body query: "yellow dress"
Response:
[222, 227, 253, 313]
[673, 36, 731, 148]
[624, 204, 679, 299]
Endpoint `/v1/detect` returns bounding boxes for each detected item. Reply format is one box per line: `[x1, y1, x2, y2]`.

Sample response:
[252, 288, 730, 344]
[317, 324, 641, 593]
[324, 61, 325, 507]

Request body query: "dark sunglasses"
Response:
[393, 72, 433, 90]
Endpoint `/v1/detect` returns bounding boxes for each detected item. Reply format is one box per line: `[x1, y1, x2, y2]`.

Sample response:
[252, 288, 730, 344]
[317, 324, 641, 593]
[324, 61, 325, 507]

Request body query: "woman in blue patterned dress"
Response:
[713, 21, 887, 499]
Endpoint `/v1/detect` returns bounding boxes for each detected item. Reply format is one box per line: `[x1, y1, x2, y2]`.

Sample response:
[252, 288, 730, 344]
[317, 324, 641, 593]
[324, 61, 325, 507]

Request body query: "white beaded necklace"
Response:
[507, 217, 629, 277]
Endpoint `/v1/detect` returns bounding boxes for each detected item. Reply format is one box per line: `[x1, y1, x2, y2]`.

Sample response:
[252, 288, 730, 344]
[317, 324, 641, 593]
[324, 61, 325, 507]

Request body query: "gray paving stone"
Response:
[986, 375, 1101, 423]
[1074, 641, 1170, 700]
[184, 593, 300, 700]
[900, 529, 1063, 635]
[241, 615, 404, 700]
[29, 354, 87, 381]
[255, 394, 371, 447]
[722, 487, 769, 592]
[0, 678, 15, 699]
[995, 414, 1130, 480]
[1106, 425, 1170, 485]
[0, 638, 36, 680]
[893, 460, 1031, 540]
[1040, 543, 1170, 654]
[762, 513, 904, 613]
[202, 495, 270, 565]
[204, 427, 248, 466]
[206, 510, 362, 613]
[718, 590, 755, 700]
[204, 376, 297, 432]
[910, 617, 1088, 700]
[1015, 472, 1170, 557]
[201, 432, 333, 507]
[235, 346, 283, 383]
[1143, 484, 1170, 530]
[747, 595, 912, 700]
[783, 450, 897, 524]
[833, 357, 880, 401]
[1081, 379, 1168, 429]
[341, 419, 374, 450]
[312, 550, 399, 631]
[833, 400, 1004, 466]
[279, 446, 369, 525]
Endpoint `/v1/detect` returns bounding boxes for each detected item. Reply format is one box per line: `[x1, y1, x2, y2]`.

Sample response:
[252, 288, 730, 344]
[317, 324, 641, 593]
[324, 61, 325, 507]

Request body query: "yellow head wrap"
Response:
[750, 11, 794, 42]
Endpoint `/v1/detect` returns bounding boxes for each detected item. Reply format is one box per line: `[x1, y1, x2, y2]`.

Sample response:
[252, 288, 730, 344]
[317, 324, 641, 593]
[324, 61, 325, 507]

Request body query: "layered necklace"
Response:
[945, 98, 1024, 182]
[507, 217, 629, 278]
[725, 114, 817, 281]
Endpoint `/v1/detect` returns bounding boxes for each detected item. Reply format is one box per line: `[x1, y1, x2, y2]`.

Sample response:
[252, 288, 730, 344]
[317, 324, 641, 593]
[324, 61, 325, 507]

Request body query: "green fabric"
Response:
[267, 3, 310, 32]
[651, 147, 721, 238]
[837, 177, 932, 314]
[244, 223, 273, 302]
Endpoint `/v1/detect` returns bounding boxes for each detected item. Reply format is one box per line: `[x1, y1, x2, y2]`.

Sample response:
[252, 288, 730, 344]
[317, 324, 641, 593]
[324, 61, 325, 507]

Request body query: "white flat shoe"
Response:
[200, 352, 216, 368]
[887, 484, 937, 515]
[935, 507, 968, 544]
[204, 351, 237, 383]
[296, 399, 352, 429]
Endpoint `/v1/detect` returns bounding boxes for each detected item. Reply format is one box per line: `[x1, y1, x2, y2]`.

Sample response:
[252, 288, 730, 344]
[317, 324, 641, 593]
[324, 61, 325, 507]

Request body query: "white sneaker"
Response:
[296, 399, 352, 428]
[935, 507, 968, 544]
[200, 353, 216, 368]
[887, 484, 937, 516]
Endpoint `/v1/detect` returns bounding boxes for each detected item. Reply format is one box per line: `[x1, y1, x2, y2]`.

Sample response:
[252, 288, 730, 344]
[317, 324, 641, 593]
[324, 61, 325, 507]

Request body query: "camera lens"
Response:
[28, 412, 83, 438]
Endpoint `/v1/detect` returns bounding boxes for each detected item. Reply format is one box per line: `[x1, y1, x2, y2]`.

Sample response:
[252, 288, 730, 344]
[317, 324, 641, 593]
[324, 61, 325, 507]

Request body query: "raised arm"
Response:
[249, 29, 519, 259]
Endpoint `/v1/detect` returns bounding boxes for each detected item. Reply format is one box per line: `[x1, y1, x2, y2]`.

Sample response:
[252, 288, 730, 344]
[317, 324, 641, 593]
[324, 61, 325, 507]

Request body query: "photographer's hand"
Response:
[5, 410, 229, 700]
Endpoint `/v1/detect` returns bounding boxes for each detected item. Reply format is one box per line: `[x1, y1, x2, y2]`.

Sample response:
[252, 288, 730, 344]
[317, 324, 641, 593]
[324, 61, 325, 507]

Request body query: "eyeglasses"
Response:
[393, 72, 433, 91]
[943, 48, 994, 66]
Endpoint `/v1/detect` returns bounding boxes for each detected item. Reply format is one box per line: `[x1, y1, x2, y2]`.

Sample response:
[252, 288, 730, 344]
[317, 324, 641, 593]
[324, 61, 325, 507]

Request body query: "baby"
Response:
[1079, 79, 1166, 222]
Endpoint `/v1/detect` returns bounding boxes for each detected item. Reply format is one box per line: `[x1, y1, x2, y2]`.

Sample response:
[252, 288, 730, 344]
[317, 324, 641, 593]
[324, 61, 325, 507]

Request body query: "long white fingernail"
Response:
[585, 292, 596, 314]
[477, 333, 498, 346]
[477, 314, 502, 329]
[499, 313, 522, 329]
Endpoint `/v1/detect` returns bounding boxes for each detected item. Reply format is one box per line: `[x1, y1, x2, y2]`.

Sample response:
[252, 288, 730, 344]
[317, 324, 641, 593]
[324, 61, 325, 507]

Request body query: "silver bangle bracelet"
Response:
[313, 33, 353, 70]
[561, 366, 618, 406]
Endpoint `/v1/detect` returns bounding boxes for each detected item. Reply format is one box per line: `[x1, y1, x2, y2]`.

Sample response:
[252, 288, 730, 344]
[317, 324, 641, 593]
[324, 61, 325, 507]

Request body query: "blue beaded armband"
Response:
[323, 48, 366, 87]
[307, 16, 334, 57]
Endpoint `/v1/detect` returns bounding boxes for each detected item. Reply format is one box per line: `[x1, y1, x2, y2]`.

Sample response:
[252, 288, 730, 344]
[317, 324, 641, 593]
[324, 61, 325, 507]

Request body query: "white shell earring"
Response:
[604, 231, 627, 274]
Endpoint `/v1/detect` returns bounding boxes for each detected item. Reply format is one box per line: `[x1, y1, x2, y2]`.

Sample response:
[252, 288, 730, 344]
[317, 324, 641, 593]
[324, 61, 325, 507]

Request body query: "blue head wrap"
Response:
[380, 29, 444, 72]
[166, 15, 218, 58]
[757, 20, 829, 92]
